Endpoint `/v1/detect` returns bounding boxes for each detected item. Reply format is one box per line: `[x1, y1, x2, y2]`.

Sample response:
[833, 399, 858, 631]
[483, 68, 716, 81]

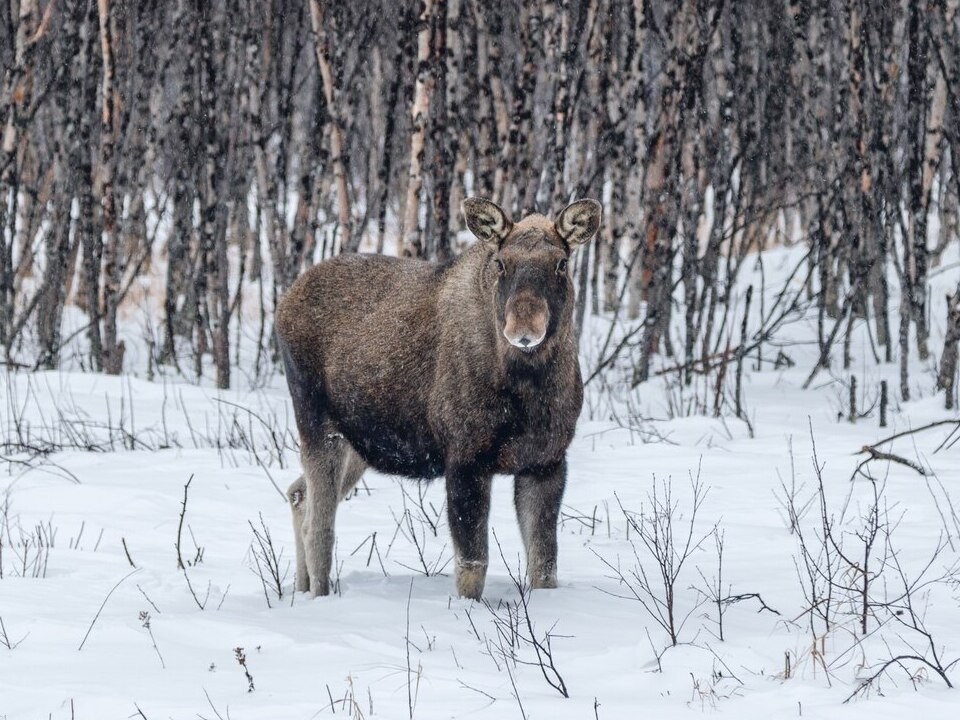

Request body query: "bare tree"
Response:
[401, 0, 437, 258]
[309, 0, 354, 253]
[937, 285, 960, 409]
[97, 0, 123, 375]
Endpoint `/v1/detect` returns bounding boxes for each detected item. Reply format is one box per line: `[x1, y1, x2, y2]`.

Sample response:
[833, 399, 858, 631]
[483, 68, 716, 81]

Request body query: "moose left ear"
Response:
[555, 199, 602, 246]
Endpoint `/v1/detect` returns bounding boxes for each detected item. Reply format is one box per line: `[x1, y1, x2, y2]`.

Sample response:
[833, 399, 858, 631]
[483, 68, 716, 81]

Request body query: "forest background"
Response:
[1, 0, 960, 407]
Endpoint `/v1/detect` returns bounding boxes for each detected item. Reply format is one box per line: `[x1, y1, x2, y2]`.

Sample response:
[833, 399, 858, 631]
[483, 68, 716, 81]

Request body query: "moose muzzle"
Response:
[503, 292, 550, 350]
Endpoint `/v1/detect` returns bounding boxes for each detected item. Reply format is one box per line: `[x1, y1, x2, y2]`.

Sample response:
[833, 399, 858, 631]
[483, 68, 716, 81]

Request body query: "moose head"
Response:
[463, 198, 602, 358]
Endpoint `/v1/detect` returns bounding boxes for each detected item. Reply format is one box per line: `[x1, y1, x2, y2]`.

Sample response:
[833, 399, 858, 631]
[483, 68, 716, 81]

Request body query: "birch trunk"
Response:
[98, 0, 124, 374]
[309, 0, 353, 252]
[936, 286, 960, 409]
[401, 0, 436, 258]
[0, 0, 40, 350]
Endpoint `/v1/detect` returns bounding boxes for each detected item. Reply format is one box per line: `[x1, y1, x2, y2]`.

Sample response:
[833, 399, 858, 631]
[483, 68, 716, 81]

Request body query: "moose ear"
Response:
[555, 199, 602, 247]
[463, 198, 513, 245]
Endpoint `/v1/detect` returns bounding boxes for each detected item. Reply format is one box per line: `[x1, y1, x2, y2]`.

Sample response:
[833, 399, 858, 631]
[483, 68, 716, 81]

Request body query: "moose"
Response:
[276, 197, 602, 599]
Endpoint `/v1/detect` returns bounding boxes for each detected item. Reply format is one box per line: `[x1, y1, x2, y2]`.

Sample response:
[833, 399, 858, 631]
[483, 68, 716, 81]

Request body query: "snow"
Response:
[3, 249, 960, 719]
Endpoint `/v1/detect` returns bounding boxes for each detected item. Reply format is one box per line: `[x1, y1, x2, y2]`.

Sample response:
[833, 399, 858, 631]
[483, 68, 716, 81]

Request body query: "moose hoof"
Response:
[455, 560, 488, 600]
[300, 575, 331, 598]
[530, 572, 558, 589]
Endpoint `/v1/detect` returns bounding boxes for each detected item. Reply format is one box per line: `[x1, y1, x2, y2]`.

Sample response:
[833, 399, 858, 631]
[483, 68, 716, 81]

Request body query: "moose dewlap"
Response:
[276, 198, 602, 599]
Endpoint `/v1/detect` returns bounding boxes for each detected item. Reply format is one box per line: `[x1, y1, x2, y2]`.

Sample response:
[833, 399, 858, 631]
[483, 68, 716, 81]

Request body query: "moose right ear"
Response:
[463, 198, 513, 246]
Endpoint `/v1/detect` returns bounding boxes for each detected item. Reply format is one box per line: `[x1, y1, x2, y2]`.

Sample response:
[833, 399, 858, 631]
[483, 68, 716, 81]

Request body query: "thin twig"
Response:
[78, 568, 140, 650]
[122, 537, 136, 567]
[870, 420, 959, 451]
[406, 577, 417, 720]
[175, 474, 194, 570]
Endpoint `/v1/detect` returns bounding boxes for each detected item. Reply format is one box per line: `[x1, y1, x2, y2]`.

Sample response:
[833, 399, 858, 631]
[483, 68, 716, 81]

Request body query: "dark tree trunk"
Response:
[98, 0, 124, 375]
[937, 286, 960, 409]
[430, 0, 453, 262]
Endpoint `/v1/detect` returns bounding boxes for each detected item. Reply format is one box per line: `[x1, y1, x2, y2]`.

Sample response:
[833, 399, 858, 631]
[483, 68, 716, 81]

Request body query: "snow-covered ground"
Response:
[3, 247, 960, 719]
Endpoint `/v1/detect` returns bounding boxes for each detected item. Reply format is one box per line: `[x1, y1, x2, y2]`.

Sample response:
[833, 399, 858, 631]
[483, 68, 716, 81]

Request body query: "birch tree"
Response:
[402, 0, 437, 258]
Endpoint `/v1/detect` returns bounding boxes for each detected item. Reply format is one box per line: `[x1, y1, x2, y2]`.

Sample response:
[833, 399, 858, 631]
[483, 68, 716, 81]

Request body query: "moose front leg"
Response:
[445, 470, 492, 599]
[514, 460, 566, 589]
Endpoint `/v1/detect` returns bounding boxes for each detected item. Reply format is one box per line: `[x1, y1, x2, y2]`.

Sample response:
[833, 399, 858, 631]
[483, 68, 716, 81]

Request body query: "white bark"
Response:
[309, 0, 353, 252]
[401, 0, 437, 257]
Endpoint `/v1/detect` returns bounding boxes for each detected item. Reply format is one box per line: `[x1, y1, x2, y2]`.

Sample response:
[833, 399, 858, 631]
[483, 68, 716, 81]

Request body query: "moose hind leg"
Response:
[445, 470, 492, 599]
[287, 475, 309, 593]
[514, 461, 566, 589]
[300, 435, 351, 597]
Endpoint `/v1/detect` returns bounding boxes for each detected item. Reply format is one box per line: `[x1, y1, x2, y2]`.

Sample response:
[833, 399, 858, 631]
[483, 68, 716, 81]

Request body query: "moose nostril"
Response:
[504, 328, 544, 349]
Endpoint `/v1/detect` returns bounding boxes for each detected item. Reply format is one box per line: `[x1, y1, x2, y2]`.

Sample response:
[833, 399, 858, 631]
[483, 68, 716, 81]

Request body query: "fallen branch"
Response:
[856, 446, 927, 477]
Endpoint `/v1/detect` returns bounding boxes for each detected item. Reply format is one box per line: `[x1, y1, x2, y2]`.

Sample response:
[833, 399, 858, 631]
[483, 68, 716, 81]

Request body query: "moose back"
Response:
[276, 198, 601, 599]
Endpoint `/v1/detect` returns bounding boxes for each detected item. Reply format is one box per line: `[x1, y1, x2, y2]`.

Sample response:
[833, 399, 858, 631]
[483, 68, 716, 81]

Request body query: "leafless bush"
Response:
[1, 372, 295, 501]
[0, 495, 53, 579]
[387, 484, 451, 578]
[779, 430, 925, 638]
[687, 662, 741, 712]
[844, 531, 960, 700]
[779, 428, 960, 694]
[2, 371, 166, 455]
[247, 513, 288, 607]
[481, 533, 569, 700]
[693, 527, 781, 642]
[595, 471, 712, 647]
[661, 366, 714, 419]
[776, 436, 846, 658]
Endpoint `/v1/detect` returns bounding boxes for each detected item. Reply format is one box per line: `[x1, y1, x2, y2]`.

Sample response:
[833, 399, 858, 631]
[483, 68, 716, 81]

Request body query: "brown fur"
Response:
[276, 198, 601, 598]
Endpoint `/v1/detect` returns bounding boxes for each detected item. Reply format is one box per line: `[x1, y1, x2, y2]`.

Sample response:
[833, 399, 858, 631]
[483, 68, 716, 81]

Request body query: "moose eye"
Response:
[556, 258, 568, 275]
[494, 258, 506, 276]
